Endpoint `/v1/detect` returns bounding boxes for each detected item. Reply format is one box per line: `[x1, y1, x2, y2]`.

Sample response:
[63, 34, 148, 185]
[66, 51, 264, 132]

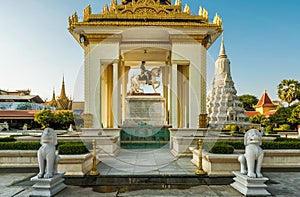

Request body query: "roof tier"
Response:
[68, 0, 223, 49]
[254, 90, 277, 108]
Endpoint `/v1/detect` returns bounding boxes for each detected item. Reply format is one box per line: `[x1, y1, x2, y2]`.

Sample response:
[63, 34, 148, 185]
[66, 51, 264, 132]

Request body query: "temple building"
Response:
[206, 36, 249, 128]
[46, 76, 72, 110]
[245, 90, 278, 117]
[68, 0, 223, 129]
[0, 89, 53, 129]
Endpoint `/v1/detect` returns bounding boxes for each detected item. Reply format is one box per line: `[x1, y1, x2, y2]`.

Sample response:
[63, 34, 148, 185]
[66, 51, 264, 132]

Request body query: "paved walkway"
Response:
[98, 148, 196, 175]
[1, 149, 300, 196]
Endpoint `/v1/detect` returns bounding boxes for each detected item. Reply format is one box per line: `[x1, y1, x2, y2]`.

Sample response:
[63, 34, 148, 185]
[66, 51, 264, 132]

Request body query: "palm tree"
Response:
[277, 79, 300, 106]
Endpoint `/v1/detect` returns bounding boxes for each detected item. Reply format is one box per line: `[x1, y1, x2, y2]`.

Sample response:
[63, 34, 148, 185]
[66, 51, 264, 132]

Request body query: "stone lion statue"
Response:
[37, 128, 60, 178]
[238, 129, 264, 178]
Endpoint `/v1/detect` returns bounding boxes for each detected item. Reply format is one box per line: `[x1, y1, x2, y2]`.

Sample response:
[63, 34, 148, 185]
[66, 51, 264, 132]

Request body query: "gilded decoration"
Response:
[68, 0, 223, 48]
[68, 0, 223, 30]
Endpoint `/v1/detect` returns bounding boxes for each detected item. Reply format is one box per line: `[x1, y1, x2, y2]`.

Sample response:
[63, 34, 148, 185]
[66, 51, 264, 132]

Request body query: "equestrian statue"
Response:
[130, 61, 161, 94]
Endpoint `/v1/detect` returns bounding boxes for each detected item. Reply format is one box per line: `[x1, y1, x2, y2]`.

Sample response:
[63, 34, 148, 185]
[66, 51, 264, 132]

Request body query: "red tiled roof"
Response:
[254, 90, 277, 108]
[244, 111, 260, 117]
[0, 110, 40, 119]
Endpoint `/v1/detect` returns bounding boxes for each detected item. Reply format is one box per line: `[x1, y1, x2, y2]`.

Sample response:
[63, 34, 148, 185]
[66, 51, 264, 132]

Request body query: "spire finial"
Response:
[51, 87, 56, 101]
[59, 75, 67, 99]
[218, 33, 227, 58]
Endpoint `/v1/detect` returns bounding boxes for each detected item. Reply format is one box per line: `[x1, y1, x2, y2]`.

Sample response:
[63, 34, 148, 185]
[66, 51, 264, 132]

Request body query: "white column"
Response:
[200, 47, 207, 115]
[112, 62, 119, 128]
[189, 63, 201, 128]
[84, 46, 90, 114]
[85, 44, 101, 128]
[171, 63, 178, 128]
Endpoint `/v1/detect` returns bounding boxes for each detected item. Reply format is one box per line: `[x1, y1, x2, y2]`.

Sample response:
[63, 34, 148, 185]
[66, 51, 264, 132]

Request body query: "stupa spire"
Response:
[207, 33, 249, 128]
[218, 34, 227, 58]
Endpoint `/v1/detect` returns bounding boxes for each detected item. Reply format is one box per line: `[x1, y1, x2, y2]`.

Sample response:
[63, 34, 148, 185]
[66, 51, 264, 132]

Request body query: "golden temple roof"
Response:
[68, 0, 222, 30]
[46, 76, 72, 110]
[68, 0, 223, 49]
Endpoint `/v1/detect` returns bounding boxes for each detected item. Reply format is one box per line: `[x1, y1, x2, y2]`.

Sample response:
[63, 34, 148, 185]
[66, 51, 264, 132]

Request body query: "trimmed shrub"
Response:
[274, 137, 300, 142]
[279, 124, 291, 131]
[224, 124, 232, 131]
[223, 141, 245, 149]
[0, 142, 40, 150]
[262, 141, 300, 149]
[209, 143, 234, 154]
[0, 137, 16, 142]
[265, 125, 273, 133]
[58, 142, 89, 155]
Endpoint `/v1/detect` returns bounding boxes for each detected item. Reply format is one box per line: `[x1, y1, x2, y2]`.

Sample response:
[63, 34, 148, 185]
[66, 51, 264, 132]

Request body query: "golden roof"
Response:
[69, 0, 222, 30]
[46, 77, 72, 110]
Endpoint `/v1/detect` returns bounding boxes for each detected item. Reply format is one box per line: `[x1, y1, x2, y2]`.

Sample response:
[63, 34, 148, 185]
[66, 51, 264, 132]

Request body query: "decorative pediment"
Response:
[101, 0, 179, 17]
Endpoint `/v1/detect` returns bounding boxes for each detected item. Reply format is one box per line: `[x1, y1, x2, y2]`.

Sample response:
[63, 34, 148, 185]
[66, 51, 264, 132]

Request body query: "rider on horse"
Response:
[139, 61, 151, 84]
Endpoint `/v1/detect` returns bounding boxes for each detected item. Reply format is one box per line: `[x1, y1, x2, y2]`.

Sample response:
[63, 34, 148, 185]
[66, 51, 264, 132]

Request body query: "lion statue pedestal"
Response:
[231, 129, 270, 196]
[30, 128, 66, 197]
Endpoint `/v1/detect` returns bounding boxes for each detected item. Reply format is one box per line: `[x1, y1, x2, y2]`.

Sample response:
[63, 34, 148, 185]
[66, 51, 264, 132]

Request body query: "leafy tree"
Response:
[53, 110, 74, 130]
[277, 79, 300, 106]
[288, 105, 300, 126]
[34, 109, 54, 129]
[34, 110, 75, 129]
[249, 114, 265, 124]
[249, 114, 271, 127]
[269, 105, 296, 127]
[16, 103, 33, 110]
[238, 94, 259, 111]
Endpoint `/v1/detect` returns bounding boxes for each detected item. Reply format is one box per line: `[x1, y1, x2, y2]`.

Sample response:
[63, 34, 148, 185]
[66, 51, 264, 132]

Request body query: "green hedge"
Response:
[274, 137, 300, 142]
[57, 142, 89, 155]
[209, 143, 234, 154]
[205, 138, 300, 154]
[262, 141, 300, 149]
[0, 142, 41, 150]
[0, 141, 91, 154]
[0, 137, 16, 142]
[222, 141, 245, 149]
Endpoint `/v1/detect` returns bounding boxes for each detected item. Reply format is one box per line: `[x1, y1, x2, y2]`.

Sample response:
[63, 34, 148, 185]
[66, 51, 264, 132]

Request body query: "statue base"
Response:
[30, 173, 67, 197]
[231, 171, 270, 196]
[124, 95, 165, 126]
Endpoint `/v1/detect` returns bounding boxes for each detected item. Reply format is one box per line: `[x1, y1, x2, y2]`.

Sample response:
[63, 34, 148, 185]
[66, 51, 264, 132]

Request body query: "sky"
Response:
[0, 0, 299, 102]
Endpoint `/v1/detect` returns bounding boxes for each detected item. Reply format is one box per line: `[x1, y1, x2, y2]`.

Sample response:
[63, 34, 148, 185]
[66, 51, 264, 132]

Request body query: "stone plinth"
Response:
[81, 128, 121, 156]
[169, 128, 207, 157]
[231, 171, 270, 196]
[58, 153, 94, 176]
[30, 173, 66, 197]
[124, 95, 165, 126]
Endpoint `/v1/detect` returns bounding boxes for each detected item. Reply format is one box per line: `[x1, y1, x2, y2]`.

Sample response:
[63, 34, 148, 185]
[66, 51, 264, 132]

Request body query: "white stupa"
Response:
[206, 35, 249, 128]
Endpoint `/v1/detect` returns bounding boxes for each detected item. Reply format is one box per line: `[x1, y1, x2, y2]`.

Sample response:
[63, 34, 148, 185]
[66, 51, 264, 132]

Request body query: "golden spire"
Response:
[203, 8, 208, 21]
[175, 0, 181, 6]
[84, 5, 91, 22]
[59, 75, 68, 100]
[51, 88, 56, 101]
[218, 34, 227, 59]
[102, 4, 109, 14]
[213, 12, 223, 26]
[47, 88, 58, 108]
[198, 6, 203, 16]
[184, 4, 190, 14]
[110, 0, 117, 12]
